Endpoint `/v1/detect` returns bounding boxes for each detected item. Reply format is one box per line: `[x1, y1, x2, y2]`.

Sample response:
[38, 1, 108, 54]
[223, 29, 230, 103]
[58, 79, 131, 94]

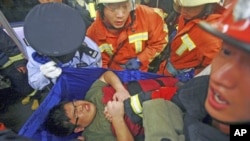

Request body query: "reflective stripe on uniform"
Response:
[0, 53, 25, 69]
[176, 34, 196, 56]
[164, 23, 169, 35]
[129, 32, 148, 53]
[154, 8, 169, 41]
[153, 8, 167, 20]
[130, 94, 143, 117]
[99, 43, 114, 56]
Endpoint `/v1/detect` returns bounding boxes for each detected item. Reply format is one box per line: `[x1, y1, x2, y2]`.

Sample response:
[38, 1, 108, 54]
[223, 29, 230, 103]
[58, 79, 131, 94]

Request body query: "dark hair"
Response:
[97, 3, 105, 19]
[44, 101, 75, 136]
[0, 88, 25, 132]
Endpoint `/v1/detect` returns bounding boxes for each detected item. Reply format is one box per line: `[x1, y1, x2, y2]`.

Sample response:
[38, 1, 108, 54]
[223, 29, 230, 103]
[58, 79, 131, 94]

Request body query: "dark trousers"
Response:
[0, 65, 33, 97]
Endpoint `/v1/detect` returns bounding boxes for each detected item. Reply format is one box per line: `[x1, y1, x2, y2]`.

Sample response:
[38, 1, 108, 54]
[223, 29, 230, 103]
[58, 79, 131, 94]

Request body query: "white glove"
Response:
[40, 61, 62, 79]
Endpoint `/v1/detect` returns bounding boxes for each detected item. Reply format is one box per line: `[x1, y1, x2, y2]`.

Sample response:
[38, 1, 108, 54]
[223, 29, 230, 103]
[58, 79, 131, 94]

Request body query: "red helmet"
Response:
[199, 0, 250, 52]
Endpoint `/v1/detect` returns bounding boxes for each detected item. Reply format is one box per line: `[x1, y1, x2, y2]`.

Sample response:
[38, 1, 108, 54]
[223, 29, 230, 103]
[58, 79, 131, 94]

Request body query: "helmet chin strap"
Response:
[184, 4, 214, 25]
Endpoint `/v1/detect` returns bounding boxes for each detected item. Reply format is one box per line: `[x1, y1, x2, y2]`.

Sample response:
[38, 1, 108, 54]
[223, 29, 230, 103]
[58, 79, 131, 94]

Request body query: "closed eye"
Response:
[221, 47, 232, 56]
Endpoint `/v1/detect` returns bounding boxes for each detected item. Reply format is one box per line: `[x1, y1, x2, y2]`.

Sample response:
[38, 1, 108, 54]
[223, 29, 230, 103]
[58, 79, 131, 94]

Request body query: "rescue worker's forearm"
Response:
[100, 71, 125, 91]
[111, 117, 134, 141]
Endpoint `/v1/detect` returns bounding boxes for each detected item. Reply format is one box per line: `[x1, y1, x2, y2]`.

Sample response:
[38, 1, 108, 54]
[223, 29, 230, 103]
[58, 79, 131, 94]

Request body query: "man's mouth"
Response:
[214, 92, 227, 104]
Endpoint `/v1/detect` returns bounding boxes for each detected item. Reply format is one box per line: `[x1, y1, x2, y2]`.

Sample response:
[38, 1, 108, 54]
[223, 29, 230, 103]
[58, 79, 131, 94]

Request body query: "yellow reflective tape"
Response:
[0, 53, 24, 69]
[175, 34, 196, 56]
[135, 41, 142, 53]
[88, 2, 96, 18]
[130, 94, 143, 117]
[153, 8, 166, 19]
[129, 32, 148, 43]
[181, 34, 196, 51]
[164, 23, 169, 33]
[99, 43, 113, 56]
[176, 43, 187, 56]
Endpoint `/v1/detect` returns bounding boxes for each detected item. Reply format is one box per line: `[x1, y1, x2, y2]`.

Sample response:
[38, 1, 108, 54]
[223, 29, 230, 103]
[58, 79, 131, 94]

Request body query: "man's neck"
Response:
[109, 29, 122, 36]
[212, 119, 230, 134]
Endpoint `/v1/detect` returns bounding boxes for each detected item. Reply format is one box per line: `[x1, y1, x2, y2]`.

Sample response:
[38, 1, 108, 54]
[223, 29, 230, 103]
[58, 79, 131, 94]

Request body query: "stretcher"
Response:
[18, 67, 164, 140]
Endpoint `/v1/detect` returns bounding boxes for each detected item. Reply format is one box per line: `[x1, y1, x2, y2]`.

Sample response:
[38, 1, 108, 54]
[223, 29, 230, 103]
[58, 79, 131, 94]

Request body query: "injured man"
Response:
[44, 70, 183, 141]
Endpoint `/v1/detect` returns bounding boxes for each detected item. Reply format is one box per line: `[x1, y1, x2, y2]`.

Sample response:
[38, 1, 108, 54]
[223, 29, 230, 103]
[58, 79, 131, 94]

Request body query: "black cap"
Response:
[24, 3, 86, 56]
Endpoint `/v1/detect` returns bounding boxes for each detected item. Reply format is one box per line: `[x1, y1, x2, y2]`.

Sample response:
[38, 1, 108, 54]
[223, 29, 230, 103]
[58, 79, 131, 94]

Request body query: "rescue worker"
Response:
[0, 27, 40, 110]
[87, 0, 168, 71]
[158, 0, 225, 82]
[24, 3, 101, 91]
[44, 70, 178, 140]
[143, 0, 250, 140]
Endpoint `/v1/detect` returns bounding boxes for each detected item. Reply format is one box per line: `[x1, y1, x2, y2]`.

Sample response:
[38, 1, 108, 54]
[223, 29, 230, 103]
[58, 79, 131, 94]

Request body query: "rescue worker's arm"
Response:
[137, 8, 168, 68]
[104, 101, 134, 141]
[99, 71, 130, 101]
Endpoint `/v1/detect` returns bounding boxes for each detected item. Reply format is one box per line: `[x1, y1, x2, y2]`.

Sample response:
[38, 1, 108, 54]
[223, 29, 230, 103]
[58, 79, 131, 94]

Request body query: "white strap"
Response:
[0, 10, 27, 59]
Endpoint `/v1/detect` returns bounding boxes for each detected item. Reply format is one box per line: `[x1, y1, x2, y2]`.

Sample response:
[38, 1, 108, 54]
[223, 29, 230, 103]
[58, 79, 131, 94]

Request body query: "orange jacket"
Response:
[158, 6, 224, 76]
[87, 5, 168, 71]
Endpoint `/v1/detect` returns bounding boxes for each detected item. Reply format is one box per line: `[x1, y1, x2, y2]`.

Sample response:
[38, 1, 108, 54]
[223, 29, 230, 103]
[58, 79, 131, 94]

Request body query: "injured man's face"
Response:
[64, 100, 97, 132]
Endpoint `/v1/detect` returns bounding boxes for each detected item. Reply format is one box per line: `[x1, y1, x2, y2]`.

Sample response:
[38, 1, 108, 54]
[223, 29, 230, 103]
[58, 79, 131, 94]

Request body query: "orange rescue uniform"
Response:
[158, 6, 225, 76]
[87, 5, 168, 71]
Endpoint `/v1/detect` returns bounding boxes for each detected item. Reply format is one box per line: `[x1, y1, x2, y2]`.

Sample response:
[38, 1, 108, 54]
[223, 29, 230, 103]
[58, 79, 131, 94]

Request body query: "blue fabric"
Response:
[19, 67, 164, 140]
[32, 52, 51, 64]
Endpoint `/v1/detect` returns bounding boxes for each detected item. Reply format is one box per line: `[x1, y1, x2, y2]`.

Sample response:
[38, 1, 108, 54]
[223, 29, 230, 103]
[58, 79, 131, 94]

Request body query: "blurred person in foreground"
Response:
[143, 0, 250, 141]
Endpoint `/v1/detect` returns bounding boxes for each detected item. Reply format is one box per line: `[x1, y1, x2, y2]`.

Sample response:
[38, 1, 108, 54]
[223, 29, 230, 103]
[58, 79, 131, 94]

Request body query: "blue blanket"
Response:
[19, 67, 164, 141]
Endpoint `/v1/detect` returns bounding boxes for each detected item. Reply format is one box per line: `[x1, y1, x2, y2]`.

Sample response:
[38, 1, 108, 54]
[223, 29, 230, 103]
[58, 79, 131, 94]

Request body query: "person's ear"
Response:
[74, 127, 84, 133]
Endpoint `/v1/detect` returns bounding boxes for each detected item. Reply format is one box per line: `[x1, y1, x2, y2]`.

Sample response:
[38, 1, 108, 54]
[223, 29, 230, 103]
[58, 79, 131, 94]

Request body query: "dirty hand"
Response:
[16, 66, 27, 73]
[104, 101, 124, 122]
[113, 88, 130, 101]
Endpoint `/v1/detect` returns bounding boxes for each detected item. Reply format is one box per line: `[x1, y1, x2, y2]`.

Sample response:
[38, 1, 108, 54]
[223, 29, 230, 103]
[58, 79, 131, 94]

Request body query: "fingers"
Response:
[112, 92, 130, 102]
[17, 66, 27, 73]
[104, 106, 112, 122]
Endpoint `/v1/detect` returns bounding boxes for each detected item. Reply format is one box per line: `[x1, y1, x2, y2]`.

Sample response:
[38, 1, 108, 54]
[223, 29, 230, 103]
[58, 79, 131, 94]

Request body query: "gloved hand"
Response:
[40, 61, 62, 79]
[176, 68, 195, 83]
[125, 58, 141, 70]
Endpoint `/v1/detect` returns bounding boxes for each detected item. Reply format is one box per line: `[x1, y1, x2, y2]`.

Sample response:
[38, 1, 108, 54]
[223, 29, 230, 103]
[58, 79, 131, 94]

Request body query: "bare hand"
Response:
[16, 66, 27, 73]
[104, 101, 124, 122]
[112, 88, 130, 102]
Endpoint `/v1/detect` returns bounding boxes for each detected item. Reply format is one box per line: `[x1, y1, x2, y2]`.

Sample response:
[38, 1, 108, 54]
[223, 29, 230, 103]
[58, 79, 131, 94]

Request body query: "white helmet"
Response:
[97, 0, 128, 4]
[175, 0, 220, 7]
[97, 0, 136, 11]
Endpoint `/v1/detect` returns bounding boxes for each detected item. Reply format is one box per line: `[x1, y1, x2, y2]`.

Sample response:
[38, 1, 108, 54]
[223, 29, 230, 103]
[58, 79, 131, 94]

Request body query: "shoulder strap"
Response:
[107, 41, 126, 67]
[78, 42, 99, 59]
[0, 10, 27, 59]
